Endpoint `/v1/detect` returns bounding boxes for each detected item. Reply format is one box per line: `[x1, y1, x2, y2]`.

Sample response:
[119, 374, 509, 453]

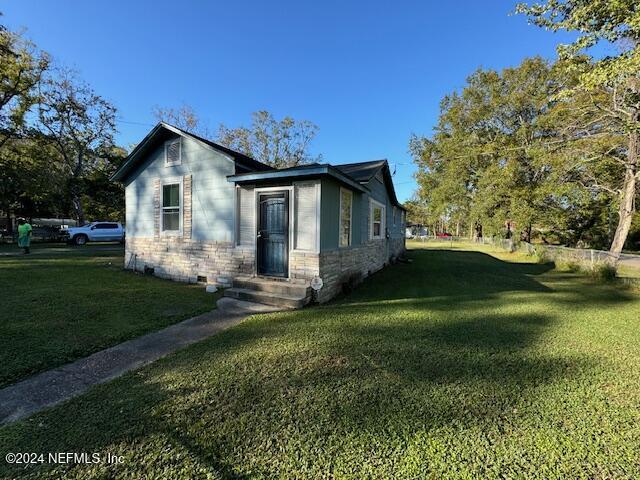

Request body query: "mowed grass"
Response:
[1, 242, 640, 478]
[0, 244, 219, 388]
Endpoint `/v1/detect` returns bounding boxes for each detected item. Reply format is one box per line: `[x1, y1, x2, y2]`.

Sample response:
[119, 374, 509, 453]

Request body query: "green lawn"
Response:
[1, 242, 639, 478]
[0, 244, 220, 388]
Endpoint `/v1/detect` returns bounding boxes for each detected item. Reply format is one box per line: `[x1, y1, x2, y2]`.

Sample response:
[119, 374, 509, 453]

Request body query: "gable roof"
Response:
[111, 122, 272, 182]
[335, 159, 405, 211]
[112, 123, 405, 211]
[174, 126, 273, 173]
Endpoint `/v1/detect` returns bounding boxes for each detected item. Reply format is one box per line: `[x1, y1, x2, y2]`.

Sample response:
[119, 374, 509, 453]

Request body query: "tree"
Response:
[0, 18, 49, 232]
[411, 58, 570, 241]
[0, 19, 49, 148]
[0, 137, 64, 226]
[517, 0, 640, 260]
[152, 103, 211, 137]
[217, 110, 321, 168]
[82, 146, 127, 222]
[37, 69, 117, 224]
[403, 197, 430, 226]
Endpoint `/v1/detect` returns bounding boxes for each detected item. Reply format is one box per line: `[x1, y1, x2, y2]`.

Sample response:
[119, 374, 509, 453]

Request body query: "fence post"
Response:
[590, 249, 594, 270]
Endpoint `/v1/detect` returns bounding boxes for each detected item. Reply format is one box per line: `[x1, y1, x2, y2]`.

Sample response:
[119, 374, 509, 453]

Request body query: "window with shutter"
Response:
[339, 188, 352, 247]
[237, 186, 255, 246]
[294, 183, 318, 251]
[165, 139, 181, 166]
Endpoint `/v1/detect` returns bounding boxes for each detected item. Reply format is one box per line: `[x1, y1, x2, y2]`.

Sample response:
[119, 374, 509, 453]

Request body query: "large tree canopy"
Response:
[517, 0, 640, 259]
[411, 56, 628, 248]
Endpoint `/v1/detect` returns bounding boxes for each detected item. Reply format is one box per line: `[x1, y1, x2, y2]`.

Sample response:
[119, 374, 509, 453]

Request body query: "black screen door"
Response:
[257, 191, 289, 277]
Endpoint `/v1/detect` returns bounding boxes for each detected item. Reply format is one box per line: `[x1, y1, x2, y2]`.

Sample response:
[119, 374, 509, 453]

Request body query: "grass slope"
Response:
[0, 245, 219, 387]
[1, 243, 639, 479]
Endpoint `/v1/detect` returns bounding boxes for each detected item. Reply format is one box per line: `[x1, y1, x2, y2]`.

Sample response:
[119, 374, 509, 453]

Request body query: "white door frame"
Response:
[254, 186, 294, 279]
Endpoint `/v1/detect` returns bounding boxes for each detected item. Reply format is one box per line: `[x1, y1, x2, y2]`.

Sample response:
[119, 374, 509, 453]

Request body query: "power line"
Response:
[116, 117, 155, 127]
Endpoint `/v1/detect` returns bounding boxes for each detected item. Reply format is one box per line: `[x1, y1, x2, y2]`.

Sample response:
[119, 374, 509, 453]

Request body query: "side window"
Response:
[162, 182, 182, 232]
[165, 138, 181, 166]
[370, 200, 385, 240]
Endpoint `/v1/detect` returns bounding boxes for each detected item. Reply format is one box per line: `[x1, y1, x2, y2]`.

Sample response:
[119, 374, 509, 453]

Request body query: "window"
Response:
[339, 188, 352, 247]
[370, 200, 385, 239]
[162, 182, 181, 233]
[165, 139, 181, 166]
[94, 223, 118, 229]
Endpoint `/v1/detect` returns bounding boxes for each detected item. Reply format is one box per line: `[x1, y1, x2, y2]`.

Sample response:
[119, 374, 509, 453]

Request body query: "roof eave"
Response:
[111, 122, 269, 183]
[227, 165, 368, 193]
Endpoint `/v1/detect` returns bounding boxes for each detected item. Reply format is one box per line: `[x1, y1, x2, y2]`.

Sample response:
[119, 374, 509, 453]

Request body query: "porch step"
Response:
[223, 288, 309, 309]
[232, 276, 311, 298]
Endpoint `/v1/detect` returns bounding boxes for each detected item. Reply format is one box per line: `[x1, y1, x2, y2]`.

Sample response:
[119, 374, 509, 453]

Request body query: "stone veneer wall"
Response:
[125, 237, 254, 284]
[317, 237, 406, 303]
[125, 236, 405, 302]
[289, 251, 321, 284]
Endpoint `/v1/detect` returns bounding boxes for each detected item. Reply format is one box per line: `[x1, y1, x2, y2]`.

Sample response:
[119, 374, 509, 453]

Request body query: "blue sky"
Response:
[3, 0, 577, 202]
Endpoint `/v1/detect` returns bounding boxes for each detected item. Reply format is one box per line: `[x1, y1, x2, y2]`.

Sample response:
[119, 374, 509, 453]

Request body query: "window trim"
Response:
[339, 187, 353, 248]
[292, 181, 321, 253]
[164, 138, 182, 166]
[160, 177, 183, 236]
[370, 198, 385, 240]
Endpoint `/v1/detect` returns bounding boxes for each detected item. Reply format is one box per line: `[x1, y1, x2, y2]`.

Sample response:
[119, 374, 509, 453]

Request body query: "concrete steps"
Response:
[223, 276, 311, 309]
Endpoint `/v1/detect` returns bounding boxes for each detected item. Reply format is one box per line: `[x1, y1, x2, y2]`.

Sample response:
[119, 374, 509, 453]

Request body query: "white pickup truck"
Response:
[64, 222, 125, 245]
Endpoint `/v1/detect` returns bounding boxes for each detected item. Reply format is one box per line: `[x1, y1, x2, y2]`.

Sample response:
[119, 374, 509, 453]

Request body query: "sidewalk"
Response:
[0, 298, 282, 425]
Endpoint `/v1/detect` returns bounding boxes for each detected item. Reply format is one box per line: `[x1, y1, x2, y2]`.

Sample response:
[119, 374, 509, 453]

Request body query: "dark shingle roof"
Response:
[334, 159, 405, 210]
[174, 126, 273, 172]
[333, 160, 387, 182]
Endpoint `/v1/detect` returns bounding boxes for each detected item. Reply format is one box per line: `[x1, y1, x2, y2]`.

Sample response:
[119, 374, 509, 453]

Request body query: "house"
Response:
[112, 123, 406, 305]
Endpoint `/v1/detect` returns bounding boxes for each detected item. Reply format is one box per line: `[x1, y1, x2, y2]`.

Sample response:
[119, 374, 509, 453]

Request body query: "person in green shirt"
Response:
[17, 218, 32, 254]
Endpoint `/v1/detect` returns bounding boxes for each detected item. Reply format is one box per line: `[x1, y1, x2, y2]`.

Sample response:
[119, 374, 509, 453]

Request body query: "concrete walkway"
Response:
[0, 298, 282, 426]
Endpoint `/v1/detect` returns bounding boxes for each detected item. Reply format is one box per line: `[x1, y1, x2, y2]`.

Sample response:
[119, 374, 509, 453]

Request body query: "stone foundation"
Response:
[125, 237, 254, 284]
[289, 251, 320, 283]
[317, 237, 406, 302]
[125, 236, 405, 302]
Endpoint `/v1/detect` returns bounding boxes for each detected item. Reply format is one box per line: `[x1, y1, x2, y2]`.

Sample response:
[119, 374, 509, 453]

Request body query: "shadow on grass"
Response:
[0, 309, 594, 479]
[340, 248, 636, 309]
[0, 247, 631, 478]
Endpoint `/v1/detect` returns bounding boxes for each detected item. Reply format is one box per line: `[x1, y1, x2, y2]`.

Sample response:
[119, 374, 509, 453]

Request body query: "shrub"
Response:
[554, 260, 581, 272]
[589, 263, 617, 282]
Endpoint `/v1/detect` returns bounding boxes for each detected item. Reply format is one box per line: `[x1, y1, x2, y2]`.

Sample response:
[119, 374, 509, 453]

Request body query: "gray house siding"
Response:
[364, 172, 405, 242]
[124, 134, 236, 242]
[316, 169, 406, 302]
[319, 173, 404, 251]
[118, 123, 405, 303]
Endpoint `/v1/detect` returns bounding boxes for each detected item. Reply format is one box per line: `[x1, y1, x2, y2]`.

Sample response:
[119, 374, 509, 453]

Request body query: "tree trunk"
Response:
[522, 223, 532, 243]
[609, 128, 638, 262]
[473, 221, 483, 240]
[70, 180, 86, 226]
[72, 194, 86, 226]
